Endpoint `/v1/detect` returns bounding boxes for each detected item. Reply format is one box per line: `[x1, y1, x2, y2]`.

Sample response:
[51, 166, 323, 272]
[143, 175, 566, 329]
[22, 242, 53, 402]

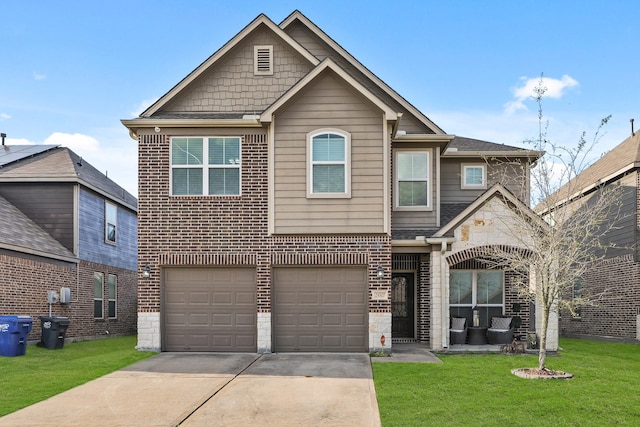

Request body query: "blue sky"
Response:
[1, 1, 638, 197]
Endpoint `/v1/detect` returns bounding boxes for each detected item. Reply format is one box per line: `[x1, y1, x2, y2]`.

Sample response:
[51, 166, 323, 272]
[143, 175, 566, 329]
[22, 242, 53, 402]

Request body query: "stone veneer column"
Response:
[257, 312, 272, 353]
[136, 312, 161, 352]
[429, 250, 447, 351]
[369, 312, 391, 353]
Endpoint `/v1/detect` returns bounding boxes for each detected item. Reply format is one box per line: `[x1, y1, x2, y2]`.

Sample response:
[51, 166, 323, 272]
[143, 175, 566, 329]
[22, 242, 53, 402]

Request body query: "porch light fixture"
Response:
[376, 264, 384, 278]
[142, 265, 151, 279]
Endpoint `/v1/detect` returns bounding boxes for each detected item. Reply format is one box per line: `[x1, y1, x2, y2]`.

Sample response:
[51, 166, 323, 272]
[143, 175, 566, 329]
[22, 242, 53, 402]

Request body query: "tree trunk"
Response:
[538, 304, 549, 370]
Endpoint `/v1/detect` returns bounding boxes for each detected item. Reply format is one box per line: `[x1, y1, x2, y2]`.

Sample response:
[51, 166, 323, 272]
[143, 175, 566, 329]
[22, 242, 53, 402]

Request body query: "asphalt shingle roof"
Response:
[0, 194, 76, 260]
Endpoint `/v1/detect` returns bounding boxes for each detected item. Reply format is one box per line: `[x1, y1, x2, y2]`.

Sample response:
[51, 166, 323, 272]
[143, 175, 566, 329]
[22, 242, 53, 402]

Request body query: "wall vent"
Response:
[254, 45, 273, 75]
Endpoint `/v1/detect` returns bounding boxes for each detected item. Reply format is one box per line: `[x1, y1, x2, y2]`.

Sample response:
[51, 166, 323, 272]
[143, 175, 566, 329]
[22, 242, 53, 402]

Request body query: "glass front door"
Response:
[392, 272, 415, 338]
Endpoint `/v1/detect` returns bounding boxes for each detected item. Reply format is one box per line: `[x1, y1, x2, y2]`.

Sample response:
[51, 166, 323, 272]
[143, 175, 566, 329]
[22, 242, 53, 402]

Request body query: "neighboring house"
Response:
[542, 131, 640, 342]
[0, 144, 138, 342]
[122, 10, 549, 353]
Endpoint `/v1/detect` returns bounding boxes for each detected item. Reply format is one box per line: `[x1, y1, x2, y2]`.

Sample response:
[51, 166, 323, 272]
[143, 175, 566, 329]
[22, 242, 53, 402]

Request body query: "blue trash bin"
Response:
[0, 316, 33, 357]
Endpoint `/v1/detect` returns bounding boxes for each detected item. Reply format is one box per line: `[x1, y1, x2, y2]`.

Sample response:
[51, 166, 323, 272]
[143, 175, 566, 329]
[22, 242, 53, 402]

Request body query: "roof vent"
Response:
[254, 46, 273, 75]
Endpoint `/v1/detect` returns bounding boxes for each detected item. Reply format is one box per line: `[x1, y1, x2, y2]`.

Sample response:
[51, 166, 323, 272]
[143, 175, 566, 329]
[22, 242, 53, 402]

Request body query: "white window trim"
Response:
[94, 272, 104, 319]
[306, 129, 351, 199]
[105, 201, 117, 245]
[108, 274, 117, 319]
[394, 148, 432, 210]
[170, 136, 242, 197]
[461, 163, 487, 190]
[254, 45, 273, 76]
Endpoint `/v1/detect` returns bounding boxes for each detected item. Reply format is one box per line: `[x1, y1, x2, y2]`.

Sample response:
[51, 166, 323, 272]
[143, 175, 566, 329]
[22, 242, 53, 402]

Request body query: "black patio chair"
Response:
[487, 316, 515, 345]
[450, 317, 468, 345]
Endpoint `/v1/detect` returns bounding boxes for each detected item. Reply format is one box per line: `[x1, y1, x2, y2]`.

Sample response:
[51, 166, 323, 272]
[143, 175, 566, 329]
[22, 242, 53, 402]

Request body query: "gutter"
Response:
[121, 118, 263, 141]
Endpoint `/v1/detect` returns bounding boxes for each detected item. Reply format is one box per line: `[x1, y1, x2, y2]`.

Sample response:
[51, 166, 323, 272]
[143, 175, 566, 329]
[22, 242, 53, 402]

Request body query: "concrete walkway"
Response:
[0, 353, 381, 427]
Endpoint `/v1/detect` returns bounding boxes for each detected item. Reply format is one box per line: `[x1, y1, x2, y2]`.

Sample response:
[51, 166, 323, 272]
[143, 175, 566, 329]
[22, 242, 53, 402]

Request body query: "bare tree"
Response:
[485, 78, 623, 371]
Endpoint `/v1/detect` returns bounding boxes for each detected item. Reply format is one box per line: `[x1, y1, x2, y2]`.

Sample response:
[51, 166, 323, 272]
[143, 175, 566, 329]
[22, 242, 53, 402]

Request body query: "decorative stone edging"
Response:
[511, 368, 574, 379]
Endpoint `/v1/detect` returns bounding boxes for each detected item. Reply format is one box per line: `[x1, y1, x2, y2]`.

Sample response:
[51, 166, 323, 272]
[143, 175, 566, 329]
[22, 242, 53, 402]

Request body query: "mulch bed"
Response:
[512, 368, 574, 379]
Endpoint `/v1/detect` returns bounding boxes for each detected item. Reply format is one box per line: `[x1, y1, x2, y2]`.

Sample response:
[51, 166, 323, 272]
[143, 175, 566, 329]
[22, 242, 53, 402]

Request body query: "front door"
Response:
[392, 273, 415, 338]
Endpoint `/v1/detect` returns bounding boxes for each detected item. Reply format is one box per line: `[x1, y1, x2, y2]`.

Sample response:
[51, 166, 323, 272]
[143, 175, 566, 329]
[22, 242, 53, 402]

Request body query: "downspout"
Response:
[441, 241, 448, 348]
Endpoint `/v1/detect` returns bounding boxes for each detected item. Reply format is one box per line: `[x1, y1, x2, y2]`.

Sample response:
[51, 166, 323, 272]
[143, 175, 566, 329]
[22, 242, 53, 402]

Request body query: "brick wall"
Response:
[560, 254, 640, 340]
[0, 254, 137, 342]
[138, 132, 392, 314]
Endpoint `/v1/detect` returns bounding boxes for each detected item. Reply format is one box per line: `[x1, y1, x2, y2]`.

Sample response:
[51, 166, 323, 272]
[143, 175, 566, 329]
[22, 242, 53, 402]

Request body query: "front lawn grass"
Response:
[373, 339, 640, 426]
[0, 335, 154, 417]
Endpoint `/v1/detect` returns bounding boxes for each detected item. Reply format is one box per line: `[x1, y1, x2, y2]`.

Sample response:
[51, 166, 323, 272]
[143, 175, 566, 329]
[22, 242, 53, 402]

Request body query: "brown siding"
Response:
[391, 143, 438, 229]
[0, 183, 74, 251]
[163, 26, 312, 113]
[273, 72, 386, 234]
[440, 157, 530, 204]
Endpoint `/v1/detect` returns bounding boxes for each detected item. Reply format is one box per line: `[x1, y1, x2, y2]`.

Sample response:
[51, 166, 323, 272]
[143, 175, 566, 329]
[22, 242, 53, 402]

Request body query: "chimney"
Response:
[632, 119, 635, 137]
[1, 133, 5, 145]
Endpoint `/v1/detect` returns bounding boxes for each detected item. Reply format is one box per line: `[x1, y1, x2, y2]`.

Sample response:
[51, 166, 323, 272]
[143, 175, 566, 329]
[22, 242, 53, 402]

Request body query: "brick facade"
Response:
[560, 254, 640, 340]
[0, 253, 137, 343]
[137, 132, 392, 351]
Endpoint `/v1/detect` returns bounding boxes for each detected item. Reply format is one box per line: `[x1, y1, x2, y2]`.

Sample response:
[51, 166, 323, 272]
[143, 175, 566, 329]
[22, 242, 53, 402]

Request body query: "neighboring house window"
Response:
[94, 272, 104, 319]
[461, 164, 487, 189]
[108, 274, 117, 319]
[105, 201, 117, 244]
[254, 45, 273, 75]
[307, 130, 351, 198]
[171, 137, 241, 196]
[449, 270, 504, 326]
[396, 150, 430, 208]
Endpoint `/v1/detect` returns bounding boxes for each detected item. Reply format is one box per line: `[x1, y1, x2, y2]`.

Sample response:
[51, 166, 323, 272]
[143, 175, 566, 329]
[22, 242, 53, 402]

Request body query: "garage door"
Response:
[163, 267, 256, 352]
[273, 267, 368, 352]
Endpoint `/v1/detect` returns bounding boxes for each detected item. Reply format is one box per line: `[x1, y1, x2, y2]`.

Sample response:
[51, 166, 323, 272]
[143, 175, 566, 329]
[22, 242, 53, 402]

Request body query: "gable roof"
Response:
[260, 58, 398, 122]
[0, 146, 137, 210]
[540, 131, 640, 213]
[433, 183, 544, 238]
[0, 194, 77, 263]
[279, 10, 445, 135]
[140, 13, 319, 118]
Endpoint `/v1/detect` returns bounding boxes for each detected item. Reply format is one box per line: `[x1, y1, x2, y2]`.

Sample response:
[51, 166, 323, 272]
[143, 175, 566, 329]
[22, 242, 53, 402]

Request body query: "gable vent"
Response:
[254, 45, 273, 75]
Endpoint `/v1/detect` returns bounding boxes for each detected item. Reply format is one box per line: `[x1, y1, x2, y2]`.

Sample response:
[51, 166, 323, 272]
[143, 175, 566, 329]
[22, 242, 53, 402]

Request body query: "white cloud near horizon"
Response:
[0, 113, 11, 120]
[33, 72, 47, 81]
[504, 75, 579, 115]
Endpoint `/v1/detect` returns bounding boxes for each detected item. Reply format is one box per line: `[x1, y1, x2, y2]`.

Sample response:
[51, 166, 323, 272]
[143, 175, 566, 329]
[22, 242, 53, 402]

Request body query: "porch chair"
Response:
[450, 317, 468, 345]
[487, 316, 515, 345]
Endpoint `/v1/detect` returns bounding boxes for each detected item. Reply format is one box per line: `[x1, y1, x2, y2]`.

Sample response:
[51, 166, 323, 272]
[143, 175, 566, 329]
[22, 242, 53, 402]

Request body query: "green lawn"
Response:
[373, 339, 640, 427]
[0, 335, 154, 417]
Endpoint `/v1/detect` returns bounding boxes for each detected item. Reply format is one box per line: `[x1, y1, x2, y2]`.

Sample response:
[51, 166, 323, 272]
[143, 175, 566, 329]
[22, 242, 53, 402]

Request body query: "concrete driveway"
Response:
[0, 353, 380, 427]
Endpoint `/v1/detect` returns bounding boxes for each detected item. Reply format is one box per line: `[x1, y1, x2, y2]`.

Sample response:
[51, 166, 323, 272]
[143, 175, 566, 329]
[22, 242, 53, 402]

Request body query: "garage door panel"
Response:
[273, 267, 368, 352]
[163, 267, 257, 352]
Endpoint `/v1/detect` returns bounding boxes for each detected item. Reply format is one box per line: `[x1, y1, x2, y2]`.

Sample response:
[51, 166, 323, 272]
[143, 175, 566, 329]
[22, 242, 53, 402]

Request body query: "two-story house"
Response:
[542, 131, 640, 342]
[0, 144, 138, 342]
[123, 10, 549, 353]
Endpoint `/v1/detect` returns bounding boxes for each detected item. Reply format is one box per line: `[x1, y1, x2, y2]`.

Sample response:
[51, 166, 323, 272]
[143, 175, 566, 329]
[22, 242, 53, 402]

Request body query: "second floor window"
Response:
[396, 151, 430, 208]
[462, 164, 487, 189]
[171, 137, 241, 196]
[308, 130, 351, 198]
[105, 201, 117, 244]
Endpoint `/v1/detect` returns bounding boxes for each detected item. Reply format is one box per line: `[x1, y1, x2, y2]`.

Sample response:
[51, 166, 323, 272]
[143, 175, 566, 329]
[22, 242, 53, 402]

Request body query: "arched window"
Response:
[307, 130, 351, 198]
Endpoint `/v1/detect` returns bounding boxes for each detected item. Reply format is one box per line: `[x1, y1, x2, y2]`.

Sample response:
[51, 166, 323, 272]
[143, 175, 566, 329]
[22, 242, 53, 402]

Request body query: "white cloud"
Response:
[504, 75, 579, 115]
[0, 113, 11, 120]
[43, 131, 138, 197]
[33, 72, 47, 81]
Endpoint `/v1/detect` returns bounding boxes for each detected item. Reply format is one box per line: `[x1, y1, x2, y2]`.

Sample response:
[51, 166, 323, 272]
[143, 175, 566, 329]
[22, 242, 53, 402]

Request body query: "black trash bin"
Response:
[0, 316, 33, 357]
[38, 316, 70, 349]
